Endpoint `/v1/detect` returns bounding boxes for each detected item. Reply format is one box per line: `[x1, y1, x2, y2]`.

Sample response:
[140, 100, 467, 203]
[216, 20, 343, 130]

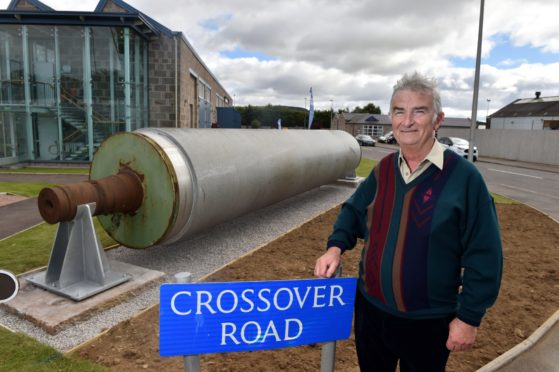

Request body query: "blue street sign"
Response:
[160, 278, 357, 356]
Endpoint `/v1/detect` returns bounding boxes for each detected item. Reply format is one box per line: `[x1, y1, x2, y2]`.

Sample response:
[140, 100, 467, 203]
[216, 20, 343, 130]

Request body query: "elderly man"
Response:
[315, 72, 502, 371]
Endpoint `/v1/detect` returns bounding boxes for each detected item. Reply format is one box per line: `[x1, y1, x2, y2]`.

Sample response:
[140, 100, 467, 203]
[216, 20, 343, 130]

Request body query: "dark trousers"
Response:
[354, 289, 452, 372]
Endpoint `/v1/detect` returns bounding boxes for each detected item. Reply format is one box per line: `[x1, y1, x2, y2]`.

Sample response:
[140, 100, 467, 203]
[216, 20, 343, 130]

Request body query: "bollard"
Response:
[174, 272, 201, 372]
[320, 265, 343, 372]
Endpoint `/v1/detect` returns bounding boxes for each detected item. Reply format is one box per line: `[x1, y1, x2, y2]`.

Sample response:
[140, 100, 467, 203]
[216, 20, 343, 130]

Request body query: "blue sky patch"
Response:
[450, 34, 559, 68]
[199, 14, 233, 31]
[221, 48, 276, 61]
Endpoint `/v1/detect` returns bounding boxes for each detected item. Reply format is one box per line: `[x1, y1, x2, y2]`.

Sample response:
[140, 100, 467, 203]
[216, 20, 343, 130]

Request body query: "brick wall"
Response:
[148, 35, 176, 128]
[149, 34, 232, 128]
[177, 36, 232, 128]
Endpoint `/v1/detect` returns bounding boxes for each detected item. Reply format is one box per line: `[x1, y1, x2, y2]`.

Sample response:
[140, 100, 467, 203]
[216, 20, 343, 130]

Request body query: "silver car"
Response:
[439, 136, 478, 162]
[355, 134, 376, 147]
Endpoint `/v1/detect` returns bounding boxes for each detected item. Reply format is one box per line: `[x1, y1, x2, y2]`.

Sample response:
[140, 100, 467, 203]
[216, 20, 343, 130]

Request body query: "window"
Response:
[361, 125, 383, 138]
[216, 94, 224, 107]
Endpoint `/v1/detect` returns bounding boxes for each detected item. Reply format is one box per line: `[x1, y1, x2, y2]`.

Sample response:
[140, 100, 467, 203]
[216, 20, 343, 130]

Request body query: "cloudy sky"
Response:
[3, 0, 559, 120]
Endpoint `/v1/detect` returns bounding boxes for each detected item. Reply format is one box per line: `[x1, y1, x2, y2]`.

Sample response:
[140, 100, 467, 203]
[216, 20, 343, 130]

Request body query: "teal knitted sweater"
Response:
[328, 150, 502, 326]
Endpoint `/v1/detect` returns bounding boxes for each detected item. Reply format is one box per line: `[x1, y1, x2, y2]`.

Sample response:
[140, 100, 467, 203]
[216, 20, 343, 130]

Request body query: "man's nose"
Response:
[401, 112, 415, 126]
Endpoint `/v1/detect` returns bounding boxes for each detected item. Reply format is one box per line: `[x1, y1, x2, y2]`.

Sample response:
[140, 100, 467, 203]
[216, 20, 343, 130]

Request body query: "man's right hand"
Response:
[314, 247, 342, 278]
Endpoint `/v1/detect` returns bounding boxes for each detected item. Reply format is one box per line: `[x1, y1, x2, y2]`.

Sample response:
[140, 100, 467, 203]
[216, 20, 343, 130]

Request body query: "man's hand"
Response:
[446, 318, 478, 352]
[314, 247, 342, 278]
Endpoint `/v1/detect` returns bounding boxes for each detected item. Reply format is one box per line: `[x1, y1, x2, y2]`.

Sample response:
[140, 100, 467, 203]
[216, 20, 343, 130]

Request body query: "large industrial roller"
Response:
[38, 128, 360, 249]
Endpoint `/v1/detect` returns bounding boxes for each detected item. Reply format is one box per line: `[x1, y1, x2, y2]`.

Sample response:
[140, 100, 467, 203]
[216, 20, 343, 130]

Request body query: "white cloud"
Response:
[2, 0, 559, 119]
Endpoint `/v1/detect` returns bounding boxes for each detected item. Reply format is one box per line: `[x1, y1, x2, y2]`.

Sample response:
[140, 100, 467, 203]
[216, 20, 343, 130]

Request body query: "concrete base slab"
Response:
[335, 176, 365, 188]
[1, 261, 165, 335]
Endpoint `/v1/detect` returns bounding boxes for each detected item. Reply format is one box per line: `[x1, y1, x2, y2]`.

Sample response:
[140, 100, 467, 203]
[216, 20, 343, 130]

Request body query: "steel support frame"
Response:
[26, 203, 130, 301]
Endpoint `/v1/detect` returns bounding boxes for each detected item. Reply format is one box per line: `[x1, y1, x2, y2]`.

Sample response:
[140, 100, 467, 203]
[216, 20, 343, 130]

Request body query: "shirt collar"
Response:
[398, 139, 445, 171]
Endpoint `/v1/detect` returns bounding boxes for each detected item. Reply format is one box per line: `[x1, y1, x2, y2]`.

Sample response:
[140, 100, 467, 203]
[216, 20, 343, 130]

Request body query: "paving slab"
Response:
[1, 261, 165, 335]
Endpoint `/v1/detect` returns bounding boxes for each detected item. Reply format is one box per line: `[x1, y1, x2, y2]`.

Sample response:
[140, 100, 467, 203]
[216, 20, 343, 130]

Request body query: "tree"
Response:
[352, 102, 381, 114]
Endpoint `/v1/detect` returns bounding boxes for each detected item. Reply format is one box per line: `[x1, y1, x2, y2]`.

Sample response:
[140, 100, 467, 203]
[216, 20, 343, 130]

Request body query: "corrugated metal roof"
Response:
[491, 96, 559, 118]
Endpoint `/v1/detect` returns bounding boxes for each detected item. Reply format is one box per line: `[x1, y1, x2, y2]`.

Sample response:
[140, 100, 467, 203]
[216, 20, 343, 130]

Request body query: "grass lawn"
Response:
[0, 326, 107, 372]
[0, 219, 116, 275]
[356, 158, 377, 177]
[0, 181, 57, 197]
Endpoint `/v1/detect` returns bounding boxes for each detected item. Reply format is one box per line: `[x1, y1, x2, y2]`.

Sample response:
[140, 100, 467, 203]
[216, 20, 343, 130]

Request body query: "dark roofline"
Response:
[0, 11, 161, 40]
[8, 0, 54, 11]
[489, 98, 559, 118]
[95, 0, 173, 37]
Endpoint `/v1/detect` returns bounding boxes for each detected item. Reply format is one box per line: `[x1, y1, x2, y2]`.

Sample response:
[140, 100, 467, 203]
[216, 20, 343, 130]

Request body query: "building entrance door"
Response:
[32, 112, 59, 161]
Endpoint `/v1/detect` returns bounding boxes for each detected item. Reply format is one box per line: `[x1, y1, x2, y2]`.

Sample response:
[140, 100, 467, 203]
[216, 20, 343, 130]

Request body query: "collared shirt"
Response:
[398, 140, 445, 184]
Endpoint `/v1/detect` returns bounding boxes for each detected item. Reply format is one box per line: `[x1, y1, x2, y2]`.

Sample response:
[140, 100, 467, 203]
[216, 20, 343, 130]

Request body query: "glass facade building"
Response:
[0, 24, 148, 164]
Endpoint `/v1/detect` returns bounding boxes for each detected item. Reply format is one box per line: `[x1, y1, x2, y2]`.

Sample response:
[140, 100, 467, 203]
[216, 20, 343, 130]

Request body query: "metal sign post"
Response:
[174, 272, 201, 372]
[320, 265, 343, 372]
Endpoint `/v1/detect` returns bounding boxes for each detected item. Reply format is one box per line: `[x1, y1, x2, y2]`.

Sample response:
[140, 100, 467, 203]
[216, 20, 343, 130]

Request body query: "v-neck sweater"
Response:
[327, 150, 502, 326]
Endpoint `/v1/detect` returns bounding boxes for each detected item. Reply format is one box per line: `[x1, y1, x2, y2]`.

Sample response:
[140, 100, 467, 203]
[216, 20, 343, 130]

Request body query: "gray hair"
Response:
[390, 72, 442, 115]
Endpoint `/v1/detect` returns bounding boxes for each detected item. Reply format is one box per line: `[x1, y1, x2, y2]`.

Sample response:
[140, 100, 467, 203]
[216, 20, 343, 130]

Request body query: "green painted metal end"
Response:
[90, 132, 179, 248]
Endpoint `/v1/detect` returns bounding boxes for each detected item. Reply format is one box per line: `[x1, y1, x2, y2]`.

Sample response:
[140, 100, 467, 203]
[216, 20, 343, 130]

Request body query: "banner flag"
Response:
[277, 118, 282, 129]
[308, 87, 314, 129]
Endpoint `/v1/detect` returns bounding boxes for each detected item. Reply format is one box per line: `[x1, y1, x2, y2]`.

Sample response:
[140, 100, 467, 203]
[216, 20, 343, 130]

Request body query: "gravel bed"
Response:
[0, 183, 355, 352]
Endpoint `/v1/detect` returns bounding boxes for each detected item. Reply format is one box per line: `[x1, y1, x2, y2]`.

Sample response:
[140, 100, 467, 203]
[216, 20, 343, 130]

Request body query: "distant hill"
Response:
[235, 104, 331, 129]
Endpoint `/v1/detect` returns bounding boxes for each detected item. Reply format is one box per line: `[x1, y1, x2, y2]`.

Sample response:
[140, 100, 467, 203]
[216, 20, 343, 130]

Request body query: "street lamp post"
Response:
[330, 99, 334, 129]
[468, 0, 485, 162]
[486, 98, 491, 121]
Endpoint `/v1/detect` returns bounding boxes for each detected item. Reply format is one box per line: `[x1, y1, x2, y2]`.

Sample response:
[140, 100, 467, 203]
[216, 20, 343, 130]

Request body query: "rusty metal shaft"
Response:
[38, 169, 144, 224]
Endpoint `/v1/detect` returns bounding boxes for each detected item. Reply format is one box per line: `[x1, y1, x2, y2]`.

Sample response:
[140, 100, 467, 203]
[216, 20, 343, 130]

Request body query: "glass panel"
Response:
[0, 111, 16, 158]
[27, 25, 55, 107]
[0, 25, 25, 105]
[57, 26, 87, 160]
[13, 111, 27, 157]
[127, 30, 147, 131]
[90, 27, 125, 151]
[198, 80, 204, 99]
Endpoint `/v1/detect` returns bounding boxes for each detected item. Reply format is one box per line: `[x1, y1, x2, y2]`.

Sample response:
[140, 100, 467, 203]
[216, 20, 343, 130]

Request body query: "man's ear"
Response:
[434, 112, 445, 130]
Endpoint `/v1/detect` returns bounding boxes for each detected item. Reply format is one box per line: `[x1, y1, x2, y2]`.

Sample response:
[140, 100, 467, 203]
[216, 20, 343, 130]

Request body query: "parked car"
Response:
[355, 134, 376, 146]
[378, 131, 397, 144]
[439, 136, 478, 162]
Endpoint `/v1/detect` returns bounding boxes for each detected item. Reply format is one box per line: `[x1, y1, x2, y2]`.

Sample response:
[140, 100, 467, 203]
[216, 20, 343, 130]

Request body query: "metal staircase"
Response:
[54, 92, 115, 161]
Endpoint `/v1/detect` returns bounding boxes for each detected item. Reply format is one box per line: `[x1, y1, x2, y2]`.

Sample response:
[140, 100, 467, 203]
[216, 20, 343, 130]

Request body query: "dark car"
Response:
[378, 131, 397, 144]
[355, 134, 376, 146]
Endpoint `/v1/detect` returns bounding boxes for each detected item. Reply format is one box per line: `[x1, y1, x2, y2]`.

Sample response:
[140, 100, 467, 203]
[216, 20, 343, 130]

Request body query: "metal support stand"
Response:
[27, 203, 130, 301]
[344, 169, 357, 180]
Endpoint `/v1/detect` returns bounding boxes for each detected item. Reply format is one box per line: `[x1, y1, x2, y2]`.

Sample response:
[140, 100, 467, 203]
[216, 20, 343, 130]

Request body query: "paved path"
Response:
[0, 197, 43, 240]
[0, 173, 87, 240]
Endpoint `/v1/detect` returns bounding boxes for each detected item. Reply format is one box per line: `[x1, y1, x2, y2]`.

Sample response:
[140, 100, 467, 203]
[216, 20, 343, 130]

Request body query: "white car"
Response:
[439, 137, 478, 162]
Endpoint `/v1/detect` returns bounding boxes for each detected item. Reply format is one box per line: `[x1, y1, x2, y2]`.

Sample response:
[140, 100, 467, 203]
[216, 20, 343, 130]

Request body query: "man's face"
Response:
[390, 89, 444, 152]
